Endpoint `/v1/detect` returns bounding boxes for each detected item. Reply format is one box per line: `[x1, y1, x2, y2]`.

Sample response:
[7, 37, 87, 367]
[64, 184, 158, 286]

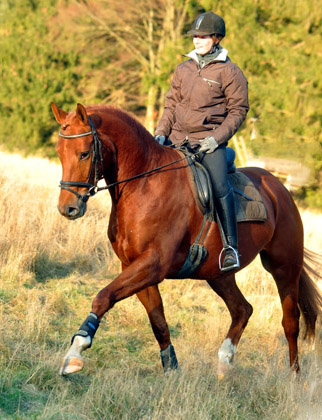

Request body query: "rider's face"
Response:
[193, 35, 216, 55]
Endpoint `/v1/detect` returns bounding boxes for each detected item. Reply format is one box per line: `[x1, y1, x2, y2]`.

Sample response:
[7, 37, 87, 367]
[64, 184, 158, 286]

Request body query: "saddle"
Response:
[177, 143, 267, 223]
[174, 142, 267, 279]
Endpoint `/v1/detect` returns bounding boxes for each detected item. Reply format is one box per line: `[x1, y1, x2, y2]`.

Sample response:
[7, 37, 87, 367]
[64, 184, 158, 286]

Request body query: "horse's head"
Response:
[51, 102, 102, 220]
[52, 102, 165, 219]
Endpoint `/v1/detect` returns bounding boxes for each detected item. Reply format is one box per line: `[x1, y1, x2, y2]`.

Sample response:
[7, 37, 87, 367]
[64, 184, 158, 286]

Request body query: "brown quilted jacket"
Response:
[155, 47, 249, 146]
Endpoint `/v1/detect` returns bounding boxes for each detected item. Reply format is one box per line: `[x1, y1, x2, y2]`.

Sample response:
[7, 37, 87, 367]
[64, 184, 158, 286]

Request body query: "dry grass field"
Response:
[0, 150, 321, 420]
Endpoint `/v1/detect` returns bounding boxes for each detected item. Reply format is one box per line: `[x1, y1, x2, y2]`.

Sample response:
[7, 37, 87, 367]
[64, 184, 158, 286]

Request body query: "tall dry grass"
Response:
[0, 150, 321, 420]
[0, 151, 116, 284]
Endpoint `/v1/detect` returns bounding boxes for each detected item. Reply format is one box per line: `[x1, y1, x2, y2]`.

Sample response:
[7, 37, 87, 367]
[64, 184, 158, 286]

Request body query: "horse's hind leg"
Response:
[207, 274, 253, 378]
[136, 285, 178, 372]
[260, 250, 301, 372]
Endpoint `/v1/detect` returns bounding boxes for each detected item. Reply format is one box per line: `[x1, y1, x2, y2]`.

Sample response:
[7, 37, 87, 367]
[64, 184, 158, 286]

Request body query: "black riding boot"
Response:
[216, 188, 240, 272]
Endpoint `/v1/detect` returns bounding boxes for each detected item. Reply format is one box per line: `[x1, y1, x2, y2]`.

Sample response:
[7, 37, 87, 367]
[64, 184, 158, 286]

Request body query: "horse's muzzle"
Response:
[58, 200, 87, 220]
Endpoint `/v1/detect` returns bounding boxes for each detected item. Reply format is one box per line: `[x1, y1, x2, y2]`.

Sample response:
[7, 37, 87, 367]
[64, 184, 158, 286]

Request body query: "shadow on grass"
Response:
[0, 366, 93, 418]
[32, 252, 101, 282]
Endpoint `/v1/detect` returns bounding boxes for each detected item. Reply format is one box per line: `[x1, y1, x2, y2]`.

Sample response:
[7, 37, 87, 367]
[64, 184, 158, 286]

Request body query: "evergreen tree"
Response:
[0, 0, 321, 205]
[0, 0, 81, 155]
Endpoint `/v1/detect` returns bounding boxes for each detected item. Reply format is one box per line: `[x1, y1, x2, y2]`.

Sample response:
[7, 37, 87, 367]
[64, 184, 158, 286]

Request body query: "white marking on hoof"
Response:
[60, 335, 91, 376]
[217, 338, 236, 378]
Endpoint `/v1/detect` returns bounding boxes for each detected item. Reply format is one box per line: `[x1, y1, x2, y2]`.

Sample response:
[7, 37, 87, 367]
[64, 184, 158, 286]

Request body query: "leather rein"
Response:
[59, 117, 187, 203]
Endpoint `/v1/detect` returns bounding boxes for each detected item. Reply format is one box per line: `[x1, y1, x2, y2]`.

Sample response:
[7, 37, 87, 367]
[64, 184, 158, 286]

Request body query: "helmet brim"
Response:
[187, 29, 213, 36]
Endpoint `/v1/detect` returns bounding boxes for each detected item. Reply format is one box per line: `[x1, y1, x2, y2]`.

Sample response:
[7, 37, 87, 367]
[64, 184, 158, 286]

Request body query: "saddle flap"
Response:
[190, 162, 211, 208]
[189, 150, 235, 211]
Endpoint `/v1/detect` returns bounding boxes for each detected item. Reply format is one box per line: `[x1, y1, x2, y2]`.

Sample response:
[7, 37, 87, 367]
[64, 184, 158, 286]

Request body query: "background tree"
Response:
[0, 0, 83, 156]
[69, 0, 199, 133]
[0, 0, 321, 206]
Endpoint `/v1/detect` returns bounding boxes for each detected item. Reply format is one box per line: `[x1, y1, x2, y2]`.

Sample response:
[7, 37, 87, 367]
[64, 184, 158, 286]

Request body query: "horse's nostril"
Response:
[67, 207, 79, 217]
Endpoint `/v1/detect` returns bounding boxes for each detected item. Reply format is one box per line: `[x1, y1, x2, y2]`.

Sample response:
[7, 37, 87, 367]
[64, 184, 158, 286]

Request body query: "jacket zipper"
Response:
[203, 77, 221, 87]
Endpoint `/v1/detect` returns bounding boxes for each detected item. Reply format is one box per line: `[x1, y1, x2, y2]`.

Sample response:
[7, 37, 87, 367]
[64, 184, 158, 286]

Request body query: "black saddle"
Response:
[176, 143, 236, 214]
[189, 147, 236, 209]
[173, 142, 259, 278]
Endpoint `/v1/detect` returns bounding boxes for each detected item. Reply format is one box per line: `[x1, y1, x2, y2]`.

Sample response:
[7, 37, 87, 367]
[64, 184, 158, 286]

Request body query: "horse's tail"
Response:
[298, 249, 322, 339]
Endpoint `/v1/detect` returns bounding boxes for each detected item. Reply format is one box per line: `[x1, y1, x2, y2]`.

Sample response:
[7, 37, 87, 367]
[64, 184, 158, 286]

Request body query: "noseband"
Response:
[59, 117, 104, 203]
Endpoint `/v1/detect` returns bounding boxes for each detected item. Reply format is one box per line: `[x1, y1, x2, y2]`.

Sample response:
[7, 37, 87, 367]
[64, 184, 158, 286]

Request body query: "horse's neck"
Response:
[112, 131, 163, 181]
[110, 144, 159, 206]
[98, 106, 184, 192]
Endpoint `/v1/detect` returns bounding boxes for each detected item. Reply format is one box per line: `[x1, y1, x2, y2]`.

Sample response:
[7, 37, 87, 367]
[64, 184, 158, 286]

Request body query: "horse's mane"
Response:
[86, 104, 153, 142]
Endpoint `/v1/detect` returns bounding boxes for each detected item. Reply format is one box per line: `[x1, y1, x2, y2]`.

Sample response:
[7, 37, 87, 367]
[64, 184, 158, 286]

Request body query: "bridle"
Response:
[59, 117, 104, 203]
[59, 117, 188, 203]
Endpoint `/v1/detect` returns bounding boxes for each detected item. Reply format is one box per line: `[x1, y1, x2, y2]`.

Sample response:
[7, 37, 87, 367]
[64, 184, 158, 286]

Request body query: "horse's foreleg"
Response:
[136, 286, 178, 373]
[207, 274, 253, 379]
[59, 335, 91, 375]
[60, 249, 163, 376]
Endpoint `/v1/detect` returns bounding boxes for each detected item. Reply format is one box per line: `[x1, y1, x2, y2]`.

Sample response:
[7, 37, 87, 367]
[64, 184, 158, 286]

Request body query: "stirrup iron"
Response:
[219, 245, 240, 272]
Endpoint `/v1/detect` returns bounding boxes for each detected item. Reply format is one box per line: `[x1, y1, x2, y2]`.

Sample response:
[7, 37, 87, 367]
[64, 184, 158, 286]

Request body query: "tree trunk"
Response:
[145, 84, 159, 134]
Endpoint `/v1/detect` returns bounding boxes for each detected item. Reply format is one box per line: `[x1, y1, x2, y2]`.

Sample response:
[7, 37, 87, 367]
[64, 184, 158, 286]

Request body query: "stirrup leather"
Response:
[219, 245, 240, 272]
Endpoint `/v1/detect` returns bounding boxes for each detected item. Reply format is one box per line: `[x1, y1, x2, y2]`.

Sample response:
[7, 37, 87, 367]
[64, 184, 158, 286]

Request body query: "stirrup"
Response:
[219, 245, 240, 272]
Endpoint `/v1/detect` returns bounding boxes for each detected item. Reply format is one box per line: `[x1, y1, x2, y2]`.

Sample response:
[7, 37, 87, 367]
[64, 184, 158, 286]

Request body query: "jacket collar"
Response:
[185, 46, 228, 64]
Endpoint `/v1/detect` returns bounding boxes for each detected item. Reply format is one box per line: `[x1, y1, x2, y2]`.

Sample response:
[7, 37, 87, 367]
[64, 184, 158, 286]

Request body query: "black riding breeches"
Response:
[201, 144, 230, 199]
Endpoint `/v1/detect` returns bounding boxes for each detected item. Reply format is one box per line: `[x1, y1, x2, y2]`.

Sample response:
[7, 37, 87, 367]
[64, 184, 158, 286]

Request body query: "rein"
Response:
[59, 118, 188, 202]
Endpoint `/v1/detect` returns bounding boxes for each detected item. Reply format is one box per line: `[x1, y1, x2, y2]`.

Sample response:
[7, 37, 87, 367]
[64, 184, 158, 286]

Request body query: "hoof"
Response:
[217, 359, 231, 380]
[60, 356, 84, 376]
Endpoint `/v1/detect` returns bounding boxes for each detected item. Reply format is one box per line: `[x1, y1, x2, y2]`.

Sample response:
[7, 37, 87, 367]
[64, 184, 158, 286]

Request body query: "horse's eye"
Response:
[79, 151, 90, 161]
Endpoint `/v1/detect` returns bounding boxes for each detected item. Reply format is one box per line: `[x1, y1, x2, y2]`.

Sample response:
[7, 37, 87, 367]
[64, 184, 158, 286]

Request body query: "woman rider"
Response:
[154, 11, 249, 272]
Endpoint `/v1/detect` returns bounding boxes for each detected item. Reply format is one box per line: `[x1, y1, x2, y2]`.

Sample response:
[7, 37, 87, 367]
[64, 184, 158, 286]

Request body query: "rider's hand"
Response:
[154, 135, 172, 146]
[154, 135, 167, 145]
[199, 136, 219, 153]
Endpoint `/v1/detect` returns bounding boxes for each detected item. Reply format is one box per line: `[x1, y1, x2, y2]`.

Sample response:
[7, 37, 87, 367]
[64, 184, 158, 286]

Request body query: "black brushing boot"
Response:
[160, 343, 178, 373]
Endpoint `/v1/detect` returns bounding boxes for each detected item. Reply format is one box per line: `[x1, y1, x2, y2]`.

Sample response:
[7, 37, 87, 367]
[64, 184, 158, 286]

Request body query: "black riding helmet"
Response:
[187, 11, 226, 37]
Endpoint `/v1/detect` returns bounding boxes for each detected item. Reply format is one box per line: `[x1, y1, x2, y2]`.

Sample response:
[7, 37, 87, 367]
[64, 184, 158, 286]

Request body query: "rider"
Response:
[154, 11, 249, 272]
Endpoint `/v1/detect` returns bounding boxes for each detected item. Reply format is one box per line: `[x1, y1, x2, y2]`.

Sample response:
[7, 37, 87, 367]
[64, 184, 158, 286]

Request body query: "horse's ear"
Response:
[51, 102, 68, 124]
[76, 103, 89, 125]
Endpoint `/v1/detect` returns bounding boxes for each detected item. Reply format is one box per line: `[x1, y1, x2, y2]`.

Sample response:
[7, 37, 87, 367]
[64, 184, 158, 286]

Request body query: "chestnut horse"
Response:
[51, 102, 321, 377]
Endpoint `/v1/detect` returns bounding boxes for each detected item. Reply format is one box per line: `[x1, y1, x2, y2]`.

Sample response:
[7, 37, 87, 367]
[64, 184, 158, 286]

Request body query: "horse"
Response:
[51, 102, 322, 378]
